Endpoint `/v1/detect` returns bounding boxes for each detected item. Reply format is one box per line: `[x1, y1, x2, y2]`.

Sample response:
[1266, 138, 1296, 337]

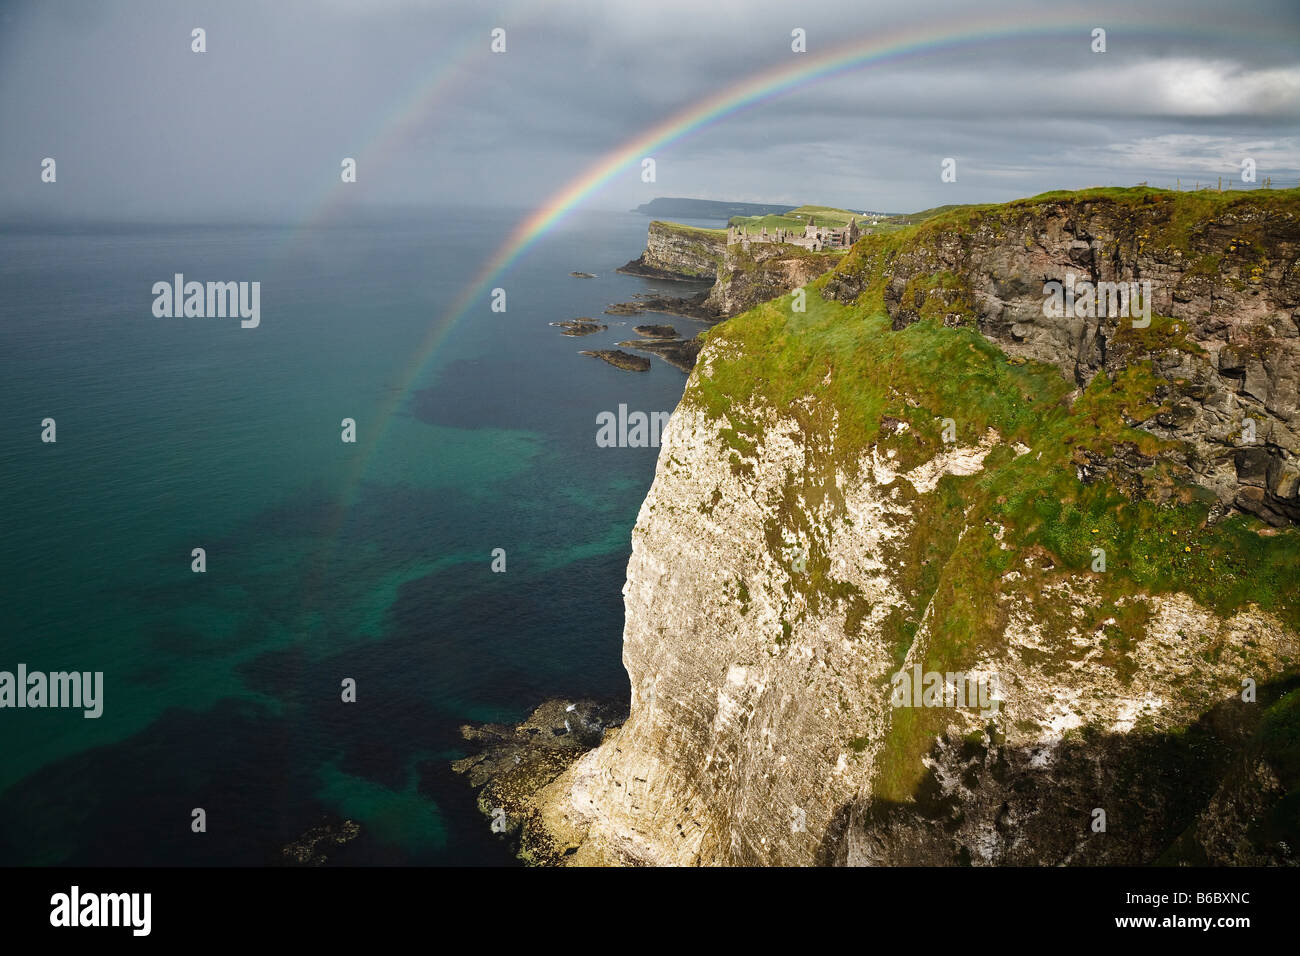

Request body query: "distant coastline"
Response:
[631, 197, 794, 220]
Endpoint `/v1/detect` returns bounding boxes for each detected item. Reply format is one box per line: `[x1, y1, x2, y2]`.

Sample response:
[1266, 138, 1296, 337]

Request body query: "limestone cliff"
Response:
[704, 241, 841, 317]
[618, 221, 841, 319]
[824, 189, 1300, 525]
[530, 188, 1300, 866]
[618, 221, 726, 281]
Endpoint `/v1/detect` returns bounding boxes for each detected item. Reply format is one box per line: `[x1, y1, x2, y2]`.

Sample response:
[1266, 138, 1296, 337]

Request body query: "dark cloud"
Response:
[1, 0, 1296, 220]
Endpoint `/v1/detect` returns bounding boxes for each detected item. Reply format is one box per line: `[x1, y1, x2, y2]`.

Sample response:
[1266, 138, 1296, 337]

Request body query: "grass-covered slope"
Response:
[690, 276, 1299, 635]
[649, 220, 726, 238]
[729, 203, 864, 234]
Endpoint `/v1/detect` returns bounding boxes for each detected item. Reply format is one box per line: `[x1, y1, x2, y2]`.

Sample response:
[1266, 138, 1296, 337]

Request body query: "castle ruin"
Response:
[726, 216, 863, 251]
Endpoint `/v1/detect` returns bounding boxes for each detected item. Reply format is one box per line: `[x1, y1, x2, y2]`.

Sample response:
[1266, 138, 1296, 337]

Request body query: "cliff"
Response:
[704, 241, 841, 317]
[823, 187, 1300, 526]
[618, 221, 726, 281]
[619, 220, 842, 319]
[524, 188, 1300, 866]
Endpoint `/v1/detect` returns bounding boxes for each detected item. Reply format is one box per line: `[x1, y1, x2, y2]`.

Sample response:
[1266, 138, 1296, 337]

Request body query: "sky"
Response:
[1, 0, 1297, 221]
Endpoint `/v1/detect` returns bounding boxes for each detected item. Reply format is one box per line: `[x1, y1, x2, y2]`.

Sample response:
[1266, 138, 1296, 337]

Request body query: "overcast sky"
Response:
[1, 0, 1296, 221]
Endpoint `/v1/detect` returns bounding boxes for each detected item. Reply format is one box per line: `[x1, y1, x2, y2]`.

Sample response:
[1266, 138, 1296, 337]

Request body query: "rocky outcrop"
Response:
[617, 327, 703, 373]
[619, 221, 843, 321]
[279, 818, 361, 865]
[705, 241, 841, 317]
[453, 699, 626, 865]
[823, 190, 1300, 525]
[522, 188, 1300, 867]
[580, 349, 650, 371]
[618, 222, 725, 280]
[550, 318, 606, 336]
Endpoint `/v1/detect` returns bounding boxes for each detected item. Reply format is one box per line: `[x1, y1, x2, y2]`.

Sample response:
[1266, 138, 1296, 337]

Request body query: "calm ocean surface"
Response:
[0, 206, 717, 864]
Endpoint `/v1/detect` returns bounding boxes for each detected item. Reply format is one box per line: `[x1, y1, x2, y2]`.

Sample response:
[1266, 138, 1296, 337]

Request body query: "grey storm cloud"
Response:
[1, 0, 1296, 220]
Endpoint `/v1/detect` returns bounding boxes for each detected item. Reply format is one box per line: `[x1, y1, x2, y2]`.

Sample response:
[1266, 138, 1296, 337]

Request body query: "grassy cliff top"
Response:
[830, 185, 1300, 320]
[882, 203, 979, 225]
[877, 186, 1300, 242]
[728, 204, 867, 234]
[649, 219, 727, 238]
[897, 185, 1298, 246]
[692, 273, 1298, 627]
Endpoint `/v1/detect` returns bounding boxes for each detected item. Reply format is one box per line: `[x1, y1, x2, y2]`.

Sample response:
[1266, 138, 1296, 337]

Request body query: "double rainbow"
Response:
[325, 8, 1285, 507]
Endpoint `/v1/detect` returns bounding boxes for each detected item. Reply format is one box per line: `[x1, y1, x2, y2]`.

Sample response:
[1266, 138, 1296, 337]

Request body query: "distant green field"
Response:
[880, 203, 978, 226]
[728, 204, 870, 235]
[651, 219, 726, 237]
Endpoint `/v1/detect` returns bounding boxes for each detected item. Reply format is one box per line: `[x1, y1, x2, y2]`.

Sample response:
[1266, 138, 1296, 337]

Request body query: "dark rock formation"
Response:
[617, 336, 703, 373]
[824, 190, 1300, 524]
[580, 349, 651, 371]
[452, 699, 626, 865]
[605, 291, 715, 322]
[633, 324, 678, 338]
[550, 318, 607, 336]
[279, 818, 361, 866]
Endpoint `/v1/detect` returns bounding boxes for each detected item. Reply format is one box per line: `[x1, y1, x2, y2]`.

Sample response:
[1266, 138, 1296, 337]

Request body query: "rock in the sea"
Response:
[617, 336, 702, 373]
[579, 348, 651, 371]
[550, 318, 607, 336]
[603, 302, 645, 316]
[633, 324, 678, 339]
[279, 818, 361, 866]
[452, 698, 626, 865]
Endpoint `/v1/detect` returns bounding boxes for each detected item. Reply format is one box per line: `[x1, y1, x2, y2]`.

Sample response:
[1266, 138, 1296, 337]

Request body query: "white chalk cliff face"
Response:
[532, 192, 1300, 866]
[543, 395, 908, 865]
[537, 380, 1295, 865]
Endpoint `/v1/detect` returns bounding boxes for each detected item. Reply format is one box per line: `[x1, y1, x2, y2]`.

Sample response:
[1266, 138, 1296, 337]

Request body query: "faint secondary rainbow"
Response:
[276, 5, 538, 252]
[333, 9, 1290, 507]
[273, 43, 480, 251]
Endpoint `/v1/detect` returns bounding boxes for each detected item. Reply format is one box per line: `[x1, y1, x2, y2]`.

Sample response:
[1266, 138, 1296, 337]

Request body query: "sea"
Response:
[0, 206, 719, 865]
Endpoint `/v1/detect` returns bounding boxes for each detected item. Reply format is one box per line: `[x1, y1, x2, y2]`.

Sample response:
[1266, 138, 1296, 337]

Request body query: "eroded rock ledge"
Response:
[822, 191, 1300, 525]
[452, 699, 625, 864]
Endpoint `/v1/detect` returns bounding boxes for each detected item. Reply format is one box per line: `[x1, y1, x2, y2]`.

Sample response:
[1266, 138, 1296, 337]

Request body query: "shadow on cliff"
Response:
[816, 675, 1300, 866]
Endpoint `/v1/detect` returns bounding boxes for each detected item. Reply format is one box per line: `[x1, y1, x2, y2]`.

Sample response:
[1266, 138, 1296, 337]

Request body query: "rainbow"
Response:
[270, 65, 469, 250]
[275, 5, 534, 247]
[325, 9, 1291, 511]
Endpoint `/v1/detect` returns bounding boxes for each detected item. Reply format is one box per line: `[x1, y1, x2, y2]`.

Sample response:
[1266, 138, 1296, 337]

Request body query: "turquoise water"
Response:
[0, 207, 714, 864]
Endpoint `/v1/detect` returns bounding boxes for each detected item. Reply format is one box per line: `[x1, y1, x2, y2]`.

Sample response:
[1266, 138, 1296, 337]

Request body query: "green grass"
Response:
[650, 220, 726, 238]
[907, 186, 1300, 254]
[881, 203, 981, 225]
[728, 204, 865, 235]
